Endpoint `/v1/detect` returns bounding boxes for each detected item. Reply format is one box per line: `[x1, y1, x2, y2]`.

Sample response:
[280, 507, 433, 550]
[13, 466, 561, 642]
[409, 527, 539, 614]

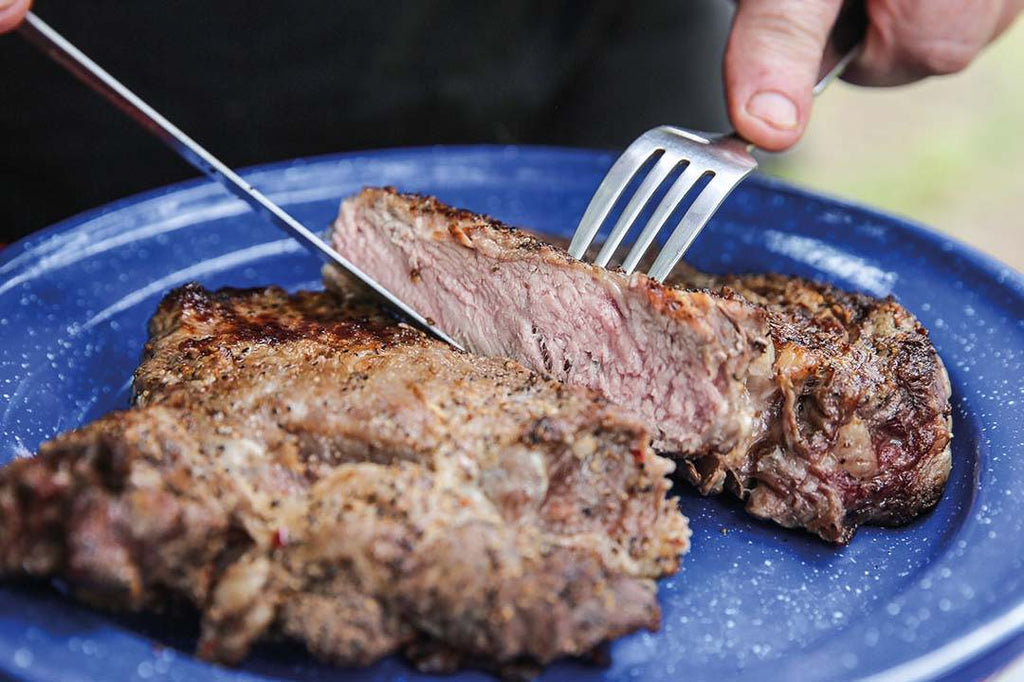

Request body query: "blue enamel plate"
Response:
[1, 147, 1022, 682]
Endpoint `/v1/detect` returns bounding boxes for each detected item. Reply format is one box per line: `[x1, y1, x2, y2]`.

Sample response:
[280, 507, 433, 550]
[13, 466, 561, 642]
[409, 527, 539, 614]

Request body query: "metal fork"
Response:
[569, 1, 868, 282]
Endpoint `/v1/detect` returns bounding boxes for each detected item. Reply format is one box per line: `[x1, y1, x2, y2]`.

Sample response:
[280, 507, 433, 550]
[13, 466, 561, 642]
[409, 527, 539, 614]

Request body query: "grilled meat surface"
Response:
[328, 188, 952, 542]
[0, 284, 690, 673]
[666, 268, 952, 542]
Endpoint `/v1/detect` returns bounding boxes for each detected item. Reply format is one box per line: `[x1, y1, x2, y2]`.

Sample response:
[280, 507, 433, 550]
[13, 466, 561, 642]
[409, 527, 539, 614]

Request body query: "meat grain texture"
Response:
[0, 284, 690, 674]
[329, 188, 952, 543]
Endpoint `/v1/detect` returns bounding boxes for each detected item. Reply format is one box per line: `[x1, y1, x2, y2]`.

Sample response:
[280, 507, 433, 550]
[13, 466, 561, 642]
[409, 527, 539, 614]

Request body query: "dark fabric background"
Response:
[0, 0, 731, 242]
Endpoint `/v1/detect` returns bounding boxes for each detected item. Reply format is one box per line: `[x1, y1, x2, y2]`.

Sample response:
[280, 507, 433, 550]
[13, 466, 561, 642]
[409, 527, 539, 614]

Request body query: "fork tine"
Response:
[568, 141, 661, 260]
[620, 163, 705, 274]
[594, 153, 679, 268]
[646, 173, 743, 282]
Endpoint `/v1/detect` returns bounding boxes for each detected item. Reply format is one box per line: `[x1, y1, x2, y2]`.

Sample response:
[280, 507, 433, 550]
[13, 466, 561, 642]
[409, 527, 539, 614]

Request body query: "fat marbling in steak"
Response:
[666, 267, 952, 542]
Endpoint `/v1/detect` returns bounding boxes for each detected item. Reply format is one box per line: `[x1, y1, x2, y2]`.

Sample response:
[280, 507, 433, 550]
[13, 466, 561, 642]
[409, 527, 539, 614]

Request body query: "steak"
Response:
[0, 284, 690, 674]
[328, 187, 952, 542]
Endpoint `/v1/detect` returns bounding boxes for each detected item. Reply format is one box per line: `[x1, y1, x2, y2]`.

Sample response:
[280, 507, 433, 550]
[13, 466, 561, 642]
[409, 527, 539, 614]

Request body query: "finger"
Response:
[0, 0, 31, 34]
[844, 0, 1018, 86]
[724, 0, 844, 151]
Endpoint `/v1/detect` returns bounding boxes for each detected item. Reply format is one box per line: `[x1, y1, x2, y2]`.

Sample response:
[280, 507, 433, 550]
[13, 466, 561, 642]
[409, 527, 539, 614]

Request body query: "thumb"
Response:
[724, 0, 843, 151]
[0, 0, 32, 34]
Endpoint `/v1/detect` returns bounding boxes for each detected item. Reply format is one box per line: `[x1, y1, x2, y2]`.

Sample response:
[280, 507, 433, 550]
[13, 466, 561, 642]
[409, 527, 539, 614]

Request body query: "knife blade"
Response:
[18, 12, 464, 351]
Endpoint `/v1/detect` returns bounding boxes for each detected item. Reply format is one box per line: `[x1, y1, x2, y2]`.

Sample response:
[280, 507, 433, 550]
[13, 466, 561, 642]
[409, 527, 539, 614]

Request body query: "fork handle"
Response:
[814, 0, 869, 96]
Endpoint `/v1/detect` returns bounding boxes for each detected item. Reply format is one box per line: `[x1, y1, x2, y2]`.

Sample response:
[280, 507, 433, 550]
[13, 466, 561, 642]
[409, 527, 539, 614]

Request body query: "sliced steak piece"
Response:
[328, 187, 775, 466]
[327, 187, 952, 543]
[0, 284, 689, 674]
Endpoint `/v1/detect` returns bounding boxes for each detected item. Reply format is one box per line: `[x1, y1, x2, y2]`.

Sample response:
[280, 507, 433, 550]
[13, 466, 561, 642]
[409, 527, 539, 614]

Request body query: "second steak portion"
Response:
[328, 188, 952, 543]
[0, 284, 690, 674]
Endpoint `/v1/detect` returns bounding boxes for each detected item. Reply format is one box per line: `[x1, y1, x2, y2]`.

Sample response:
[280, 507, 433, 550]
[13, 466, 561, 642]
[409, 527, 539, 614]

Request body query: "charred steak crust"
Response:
[666, 268, 953, 543]
[0, 284, 690, 673]
[327, 187, 952, 543]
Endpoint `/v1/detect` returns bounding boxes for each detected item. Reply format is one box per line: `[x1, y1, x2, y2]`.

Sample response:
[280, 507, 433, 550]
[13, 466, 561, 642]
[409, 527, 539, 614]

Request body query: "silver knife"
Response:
[19, 12, 463, 350]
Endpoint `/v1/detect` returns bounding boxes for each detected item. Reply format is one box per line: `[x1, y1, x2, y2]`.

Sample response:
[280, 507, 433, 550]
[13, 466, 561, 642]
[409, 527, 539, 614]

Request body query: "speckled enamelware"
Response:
[1, 147, 1022, 682]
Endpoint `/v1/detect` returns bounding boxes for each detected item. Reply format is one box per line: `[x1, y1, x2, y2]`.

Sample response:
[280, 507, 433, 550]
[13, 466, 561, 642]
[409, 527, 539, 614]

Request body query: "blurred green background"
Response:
[767, 19, 1023, 272]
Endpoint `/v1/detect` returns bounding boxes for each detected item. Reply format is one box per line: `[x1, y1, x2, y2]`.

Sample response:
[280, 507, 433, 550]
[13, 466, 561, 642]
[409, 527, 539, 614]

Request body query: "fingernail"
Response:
[745, 91, 799, 130]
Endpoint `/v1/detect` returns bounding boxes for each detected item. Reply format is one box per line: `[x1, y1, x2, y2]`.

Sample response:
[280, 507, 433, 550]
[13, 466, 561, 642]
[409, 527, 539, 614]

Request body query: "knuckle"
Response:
[871, 0, 990, 77]
[907, 37, 978, 75]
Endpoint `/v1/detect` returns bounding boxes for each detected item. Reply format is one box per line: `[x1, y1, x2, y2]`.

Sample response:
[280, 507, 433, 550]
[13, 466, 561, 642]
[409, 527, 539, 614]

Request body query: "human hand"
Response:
[0, 0, 31, 34]
[724, 0, 1022, 151]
